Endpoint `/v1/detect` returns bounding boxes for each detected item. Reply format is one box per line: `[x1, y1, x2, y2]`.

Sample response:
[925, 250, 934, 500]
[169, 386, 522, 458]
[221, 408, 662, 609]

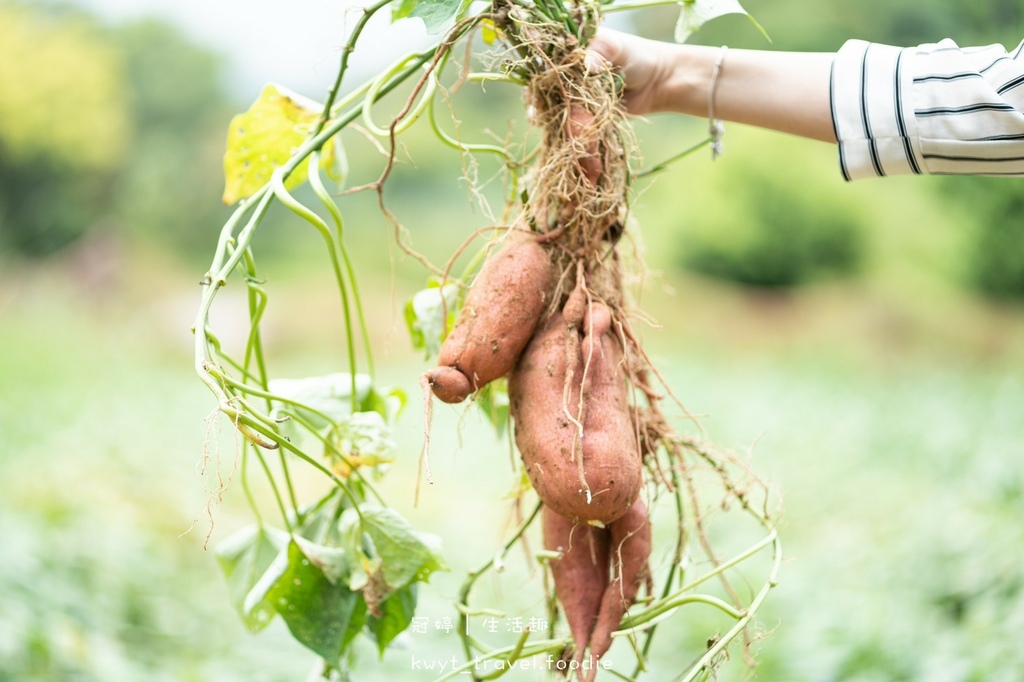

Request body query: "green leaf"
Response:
[222, 83, 337, 205]
[294, 535, 350, 583]
[360, 386, 406, 424]
[409, 0, 471, 34]
[356, 506, 448, 590]
[265, 539, 363, 663]
[327, 411, 397, 477]
[405, 284, 459, 357]
[268, 372, 374, 428]
[475, 379, 510, 436]
[675, 0, 754, 43]
[391, 0, 419, 21]
[367, 585, 418, 656]
[214, 525, 288, 632]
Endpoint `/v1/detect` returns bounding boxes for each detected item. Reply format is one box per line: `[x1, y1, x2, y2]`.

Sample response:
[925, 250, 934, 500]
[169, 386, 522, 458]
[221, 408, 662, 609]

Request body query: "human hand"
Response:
[586, 27, 687, 116]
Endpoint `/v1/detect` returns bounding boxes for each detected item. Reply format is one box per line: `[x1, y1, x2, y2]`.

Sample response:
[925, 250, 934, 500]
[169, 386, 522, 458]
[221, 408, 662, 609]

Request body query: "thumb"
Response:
[585, 27, 623, 73]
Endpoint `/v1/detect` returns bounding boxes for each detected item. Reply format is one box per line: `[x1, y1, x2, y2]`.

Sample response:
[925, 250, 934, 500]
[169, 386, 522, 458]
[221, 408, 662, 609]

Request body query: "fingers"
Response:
[585, 27, 664, 116]
[585, 27, 623, 73]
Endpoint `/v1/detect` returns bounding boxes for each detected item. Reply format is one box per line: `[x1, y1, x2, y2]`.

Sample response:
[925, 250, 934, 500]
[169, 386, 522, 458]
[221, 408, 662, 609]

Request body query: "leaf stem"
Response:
[602, 0, 686, 13]
[431, 639, 565, 682]
[635, 137, 712, 178]
[308, 152, 376, 379]
[456, 500, 543, 666]
[314, 0, 394, 135]
[239, 249, 302, 522]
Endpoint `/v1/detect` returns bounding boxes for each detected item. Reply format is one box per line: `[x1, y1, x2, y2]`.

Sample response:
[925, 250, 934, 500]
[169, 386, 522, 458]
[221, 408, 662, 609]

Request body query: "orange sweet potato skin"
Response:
[427, 230, 554, 404]
[509, 306, 642, 525]
[543, 505, 610, 659]
[588, 499, 651, 665]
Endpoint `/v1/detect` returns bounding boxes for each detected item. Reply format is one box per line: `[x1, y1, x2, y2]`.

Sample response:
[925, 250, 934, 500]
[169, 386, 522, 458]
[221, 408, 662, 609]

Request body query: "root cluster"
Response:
[418, 4, 780, 678]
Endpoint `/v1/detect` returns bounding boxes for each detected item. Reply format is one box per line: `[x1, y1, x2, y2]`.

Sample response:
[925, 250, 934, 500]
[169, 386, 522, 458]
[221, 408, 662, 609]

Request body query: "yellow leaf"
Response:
[481, 18, 498, 45]
[331, 453, 395, 478]
[222, 84, 336, 205]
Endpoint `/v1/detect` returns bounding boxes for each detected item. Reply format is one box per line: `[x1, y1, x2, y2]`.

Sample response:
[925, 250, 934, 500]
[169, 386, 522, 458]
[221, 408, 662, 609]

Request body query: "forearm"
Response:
[593, 27, 1024, 179]
[655, 45, 837, 143]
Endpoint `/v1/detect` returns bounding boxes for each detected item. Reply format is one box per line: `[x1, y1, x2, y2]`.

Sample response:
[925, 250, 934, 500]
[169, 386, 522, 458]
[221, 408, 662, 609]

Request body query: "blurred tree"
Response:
[108, 19, 233, 257]
[667, 131, 866, 289]
[941, 176, 1024, 301]
[0, 2, 233, 260]
[668, 0, 1024, 52]
[0, 3, 130, 256]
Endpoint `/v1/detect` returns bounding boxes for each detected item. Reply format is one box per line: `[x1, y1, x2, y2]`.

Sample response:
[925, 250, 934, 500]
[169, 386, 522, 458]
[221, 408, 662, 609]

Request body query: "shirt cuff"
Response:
[831, 39, 923, 180]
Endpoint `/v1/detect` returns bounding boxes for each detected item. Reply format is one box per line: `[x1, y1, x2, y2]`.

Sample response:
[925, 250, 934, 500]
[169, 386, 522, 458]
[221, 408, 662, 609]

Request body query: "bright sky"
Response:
[68, 0, 434, 100]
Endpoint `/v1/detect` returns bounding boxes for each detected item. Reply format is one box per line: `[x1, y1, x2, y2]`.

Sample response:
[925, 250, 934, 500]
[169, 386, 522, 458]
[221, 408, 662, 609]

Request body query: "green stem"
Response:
[239, 441, 263, 527]
[252, 437, 293, 532]
[602, 0, 684, 13]
[604, 670, 639, 682]
[197, 48, 439, 361]
[610, 529, 777, 634]
[431, 639, 566, 682]
[678, 537, 781, 682]
[308, 152, 375, 379]
[223, 405, 366, 518]
[616, 594, 744, 639]
[314, 0, 394, 135]
[543, 0, 578, 36]
[196, 49, 438, 407]
[240, 249, 271, 401]
[475, 629, 533, 681]
[634, 465, 687, 674]
[280, 408, 386, 506]
[428, 74, 515, 161]
[206, 367, 384, 503]
[272, 166, 360, 412]
[636, 137, 712, 179]
[671, 529, 778, 603]
[239, 249, 301, 522]
[457, 500, 543, 667]
[363, 54, 440, 137]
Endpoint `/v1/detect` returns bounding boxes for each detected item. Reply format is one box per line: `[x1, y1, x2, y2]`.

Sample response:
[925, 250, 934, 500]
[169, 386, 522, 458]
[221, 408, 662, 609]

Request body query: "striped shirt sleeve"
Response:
[831, 38, 1024, 180]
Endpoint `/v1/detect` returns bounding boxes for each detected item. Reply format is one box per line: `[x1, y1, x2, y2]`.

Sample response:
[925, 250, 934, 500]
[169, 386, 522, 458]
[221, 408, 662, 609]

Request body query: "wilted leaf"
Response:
[214, 525, 288, 632]
[222, 84, 337, 204]
[367, 585, 417, 655]
[293, 535, 350, 583]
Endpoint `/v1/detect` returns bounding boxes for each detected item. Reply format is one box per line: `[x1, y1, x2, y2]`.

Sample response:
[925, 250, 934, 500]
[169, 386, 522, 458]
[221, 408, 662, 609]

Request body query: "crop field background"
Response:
[3, 1, 1024, 680]
[3, 249, 1023, 681]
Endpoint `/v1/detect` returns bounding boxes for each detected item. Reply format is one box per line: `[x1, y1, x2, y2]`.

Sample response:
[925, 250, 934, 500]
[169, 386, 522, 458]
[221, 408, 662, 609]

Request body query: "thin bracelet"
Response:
[708, 45, 729, 160]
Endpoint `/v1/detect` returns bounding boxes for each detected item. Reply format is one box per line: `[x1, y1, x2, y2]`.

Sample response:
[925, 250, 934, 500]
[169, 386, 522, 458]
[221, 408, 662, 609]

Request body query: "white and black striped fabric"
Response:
[831, 38, 1024, 180]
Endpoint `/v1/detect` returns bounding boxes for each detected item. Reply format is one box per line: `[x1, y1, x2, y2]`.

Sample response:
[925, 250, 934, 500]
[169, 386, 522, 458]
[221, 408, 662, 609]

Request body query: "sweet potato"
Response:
[509, 303, 642, 525]
[543, 505, 610, 663]
[587, 499, 651, 671]
[424, 230, 554, 403]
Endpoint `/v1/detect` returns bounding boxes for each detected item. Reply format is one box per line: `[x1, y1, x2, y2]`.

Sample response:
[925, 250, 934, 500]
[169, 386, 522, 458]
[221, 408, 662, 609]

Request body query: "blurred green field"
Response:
[2, 243, 1023, 681]
[4, 1, 1024, 680]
